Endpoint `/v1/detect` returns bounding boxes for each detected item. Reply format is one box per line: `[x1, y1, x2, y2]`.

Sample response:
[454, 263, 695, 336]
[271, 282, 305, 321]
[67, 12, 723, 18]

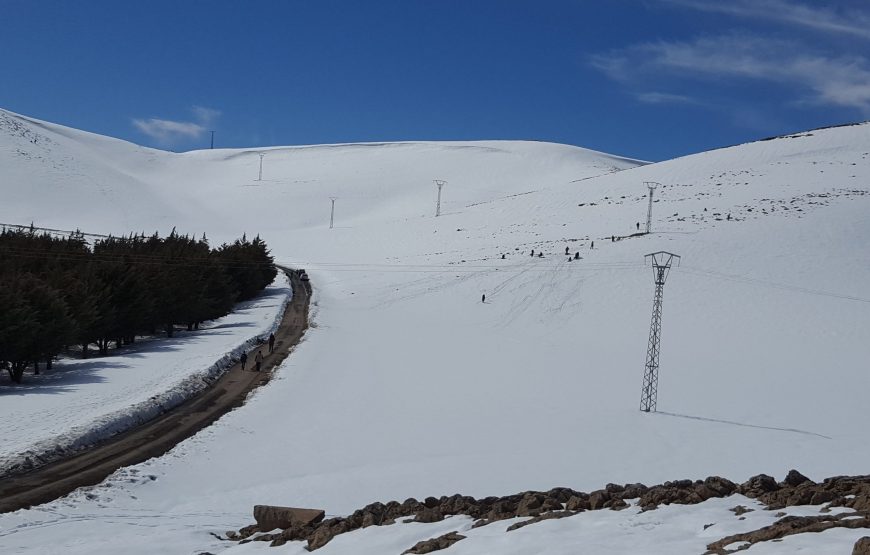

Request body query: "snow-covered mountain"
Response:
[1, 108, 869, 554]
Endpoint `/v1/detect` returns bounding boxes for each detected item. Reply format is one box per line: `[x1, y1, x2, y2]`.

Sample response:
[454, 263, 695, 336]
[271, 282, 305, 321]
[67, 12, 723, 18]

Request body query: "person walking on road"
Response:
[240, 351, 248, 371]
[268, 333, 275, 353]
[254, 351, 264, 372]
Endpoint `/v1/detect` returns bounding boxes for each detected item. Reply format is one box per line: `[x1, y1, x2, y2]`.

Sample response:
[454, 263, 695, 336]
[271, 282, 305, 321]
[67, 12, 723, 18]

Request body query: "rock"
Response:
[506, 510, 576, 531]
[853, 537, 870, 555]
[738, 474, 780, 498]
[730, 505, 754, 516]
[703, 476, 737, 497]
[566, 496, 589, 511]
[517, 493, 544, 516]
[607, 498, 628, 510]
[810, 490, 836, 505]
[783, 469, 813, 487]
[253, 505, 324, 532]
[622, 483, 648, 499]
[403, 531, 466, 554]
[588, 490, 611, 510]
[424, 496, 440, 508]
[237, 524, 260, 539]
[414, 508, 444, 523]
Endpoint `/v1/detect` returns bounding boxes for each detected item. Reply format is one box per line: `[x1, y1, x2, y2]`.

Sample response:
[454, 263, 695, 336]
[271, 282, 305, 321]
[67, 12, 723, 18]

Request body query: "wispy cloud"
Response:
[591, 33, 870, 114]
[132, 105, 221, 145]
[662, 0, 870, 40]
[635, 91, 701, 105]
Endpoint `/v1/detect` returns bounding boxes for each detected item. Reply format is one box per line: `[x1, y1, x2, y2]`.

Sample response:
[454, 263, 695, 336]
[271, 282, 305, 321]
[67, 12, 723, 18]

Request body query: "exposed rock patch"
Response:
[402, 531, 466, 554]
[228, 471, 870, 551]
[705, 513, 870, 554]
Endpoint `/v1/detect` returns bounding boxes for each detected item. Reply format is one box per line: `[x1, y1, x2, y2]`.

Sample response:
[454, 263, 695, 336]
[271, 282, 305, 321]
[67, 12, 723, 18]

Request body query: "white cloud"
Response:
[635, 91, 700, 105]
[132, 106, 221, 145]
[591, 34, 870, 114]
[662, 0, 870, 40]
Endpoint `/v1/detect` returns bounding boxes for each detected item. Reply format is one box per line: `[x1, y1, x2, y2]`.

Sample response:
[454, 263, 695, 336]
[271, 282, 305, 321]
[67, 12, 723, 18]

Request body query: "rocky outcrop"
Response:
[705, 513, 870, 554]
[402, 531, 466, 554]
[253, 505, 324, 532]
[227, 471, 870, 551]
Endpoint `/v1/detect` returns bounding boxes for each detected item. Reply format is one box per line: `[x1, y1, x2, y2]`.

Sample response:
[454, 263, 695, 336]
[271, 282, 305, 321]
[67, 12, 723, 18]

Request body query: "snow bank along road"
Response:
[0, 269, 310, 514]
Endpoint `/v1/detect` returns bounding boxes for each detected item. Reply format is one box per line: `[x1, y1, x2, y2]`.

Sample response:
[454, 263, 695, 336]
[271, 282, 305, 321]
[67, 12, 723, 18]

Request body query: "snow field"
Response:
[0, 110, 869, 554]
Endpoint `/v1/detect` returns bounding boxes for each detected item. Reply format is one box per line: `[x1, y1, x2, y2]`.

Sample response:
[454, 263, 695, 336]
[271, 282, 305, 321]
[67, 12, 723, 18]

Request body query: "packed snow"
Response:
[1, 109, 869, 554]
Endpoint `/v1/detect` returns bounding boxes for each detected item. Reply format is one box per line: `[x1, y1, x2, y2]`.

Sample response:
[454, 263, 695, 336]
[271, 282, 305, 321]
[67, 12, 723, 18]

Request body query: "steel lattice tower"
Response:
[640, 251, 680, 412]
[434, 180, 447, 217]
[645, 181, 659, 233]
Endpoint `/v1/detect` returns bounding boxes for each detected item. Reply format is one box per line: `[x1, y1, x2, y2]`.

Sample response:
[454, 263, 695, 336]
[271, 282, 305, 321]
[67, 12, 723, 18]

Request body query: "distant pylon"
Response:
[645, 182, 659, 233]
[329, 197, 337, 229]
[434, 180, 447, 217]
[640, 251, 680, 413]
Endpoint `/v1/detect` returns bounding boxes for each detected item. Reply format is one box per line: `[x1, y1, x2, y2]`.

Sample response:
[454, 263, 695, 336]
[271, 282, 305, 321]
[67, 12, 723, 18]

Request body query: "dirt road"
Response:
[0, 268, 310, 513]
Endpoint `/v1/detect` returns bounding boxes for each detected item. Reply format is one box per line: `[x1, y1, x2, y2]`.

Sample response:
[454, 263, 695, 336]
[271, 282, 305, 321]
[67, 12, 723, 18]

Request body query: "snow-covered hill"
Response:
[1, 108, 869, 554]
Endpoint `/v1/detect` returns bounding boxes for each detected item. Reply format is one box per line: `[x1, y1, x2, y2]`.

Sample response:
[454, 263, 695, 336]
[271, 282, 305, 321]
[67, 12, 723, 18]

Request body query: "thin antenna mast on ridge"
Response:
[258, 153, 266, 181]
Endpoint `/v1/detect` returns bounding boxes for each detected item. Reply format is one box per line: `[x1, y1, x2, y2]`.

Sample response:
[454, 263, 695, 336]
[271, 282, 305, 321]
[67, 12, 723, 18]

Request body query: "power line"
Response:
[681, 266, 870, 304]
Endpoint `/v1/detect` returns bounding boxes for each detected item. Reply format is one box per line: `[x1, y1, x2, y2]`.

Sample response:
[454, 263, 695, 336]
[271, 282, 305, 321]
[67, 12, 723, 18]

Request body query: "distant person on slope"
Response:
[240, 351, 248, 371]
[565, 246, 569, 255]
[481, 293, 486, 303]
[636, 222, 640, 231]
[254, 351, 264, 372]
[268, 333, 275, 353]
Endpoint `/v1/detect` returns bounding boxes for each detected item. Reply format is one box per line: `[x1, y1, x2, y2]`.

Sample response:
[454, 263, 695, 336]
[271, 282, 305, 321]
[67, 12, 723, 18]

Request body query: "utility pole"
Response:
[640, 251, 680, 413]
[645, 181, 659, 233]
[210, 131, 215, 149]
[434, 179, 447, 217]
[329, 197, 337, 229]
[258, 153, 265, 181]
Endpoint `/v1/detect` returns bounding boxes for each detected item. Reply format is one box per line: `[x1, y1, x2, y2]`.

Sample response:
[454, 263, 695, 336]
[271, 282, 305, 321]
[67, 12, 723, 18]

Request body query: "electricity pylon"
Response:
[329, 197, 337, 229]
[645, 181, 659, 233]
[434, 180, 447, 217]
[640, 251, 680, 413]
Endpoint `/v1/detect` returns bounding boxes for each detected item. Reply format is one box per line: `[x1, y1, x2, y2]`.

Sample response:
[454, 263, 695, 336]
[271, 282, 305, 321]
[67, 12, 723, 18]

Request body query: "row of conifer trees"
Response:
[0, 228, 276, 383]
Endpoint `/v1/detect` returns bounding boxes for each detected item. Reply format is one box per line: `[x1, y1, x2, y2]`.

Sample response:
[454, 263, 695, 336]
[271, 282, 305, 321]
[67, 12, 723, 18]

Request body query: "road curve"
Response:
[0, 268, 310, 513]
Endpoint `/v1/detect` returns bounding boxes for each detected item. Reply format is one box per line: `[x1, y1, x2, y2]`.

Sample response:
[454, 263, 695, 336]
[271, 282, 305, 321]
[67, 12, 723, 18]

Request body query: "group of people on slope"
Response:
[239, 332, 276, 372]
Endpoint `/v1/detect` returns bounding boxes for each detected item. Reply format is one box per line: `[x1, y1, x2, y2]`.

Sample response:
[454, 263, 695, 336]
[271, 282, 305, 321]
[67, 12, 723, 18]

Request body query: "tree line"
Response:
[0, 228, 277, 383]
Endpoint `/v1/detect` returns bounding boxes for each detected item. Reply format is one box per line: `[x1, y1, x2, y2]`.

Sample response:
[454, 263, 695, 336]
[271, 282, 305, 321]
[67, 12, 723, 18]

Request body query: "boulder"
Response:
[738, 474, 780, 498]
[414, 508, 444, 523]
[253, 505, 324, 532]
[566, 496, 589, 511]
[853, 537, 870, 555]
[783, 469, 813, 487]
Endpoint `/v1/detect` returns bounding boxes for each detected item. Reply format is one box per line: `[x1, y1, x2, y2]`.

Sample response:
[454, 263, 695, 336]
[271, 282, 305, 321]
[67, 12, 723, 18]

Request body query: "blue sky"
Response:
[2, 0, 869, 160]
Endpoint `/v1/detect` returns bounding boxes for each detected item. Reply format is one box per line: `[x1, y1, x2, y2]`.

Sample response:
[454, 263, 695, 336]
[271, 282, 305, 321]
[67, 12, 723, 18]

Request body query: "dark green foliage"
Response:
[0, 228, 276, 382]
